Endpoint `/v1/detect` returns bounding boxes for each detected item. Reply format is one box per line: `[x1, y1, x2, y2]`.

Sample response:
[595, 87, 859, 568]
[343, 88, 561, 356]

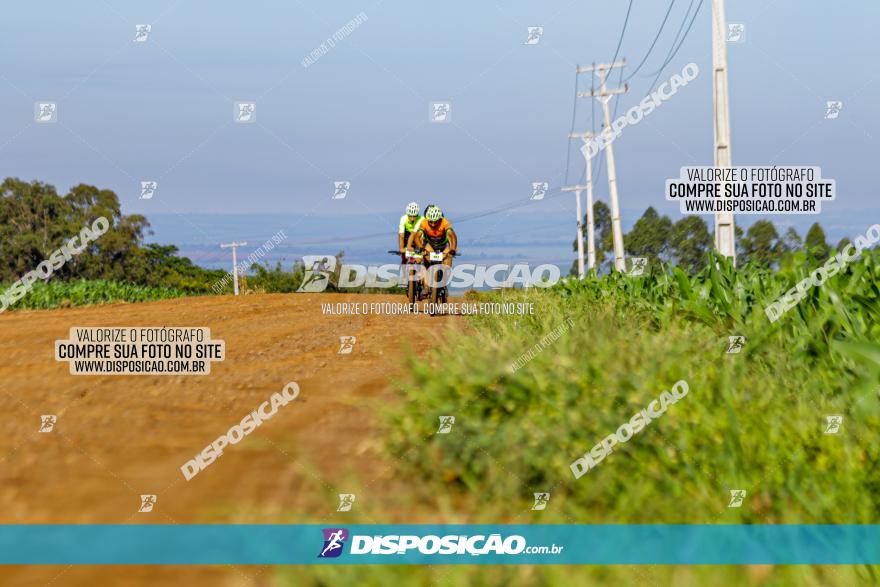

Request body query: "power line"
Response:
[608, 1, 633, 130]
[645, 0, 704, 95]
[623, 0, 678, 83]
[288, 189, 572, 247]
[563, 68, 580, 186]
[607, 0, 634, 75]
[250, 14, 643, 254]
[645, 0, 696, 77]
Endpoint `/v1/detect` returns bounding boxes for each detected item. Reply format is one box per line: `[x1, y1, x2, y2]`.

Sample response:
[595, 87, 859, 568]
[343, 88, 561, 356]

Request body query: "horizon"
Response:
[2, 0, 877, 253]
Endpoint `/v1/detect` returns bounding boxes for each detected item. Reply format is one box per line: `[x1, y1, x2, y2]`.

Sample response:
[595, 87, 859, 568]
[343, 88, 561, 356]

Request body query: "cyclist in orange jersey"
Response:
[406, 205, 457, 267]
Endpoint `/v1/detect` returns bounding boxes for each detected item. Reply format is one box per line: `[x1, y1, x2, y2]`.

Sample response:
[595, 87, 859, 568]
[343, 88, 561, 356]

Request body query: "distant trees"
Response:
[805, 222, 830, 262]
[624, 207, 672, 268]
[571, 201, 840, 275]
[740, 220, 785, 267]
[0, 178, 225, 291]
[782, 227, 802, 252]
[593, 201, 613, 269]
[573, 205, 715, 274]
[571, 201, 612, 274]
[670, 216, 712, 272]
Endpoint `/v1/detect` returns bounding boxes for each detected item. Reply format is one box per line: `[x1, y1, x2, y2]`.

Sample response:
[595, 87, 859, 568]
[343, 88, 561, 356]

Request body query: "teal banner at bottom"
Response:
[0, 524, 874, 565]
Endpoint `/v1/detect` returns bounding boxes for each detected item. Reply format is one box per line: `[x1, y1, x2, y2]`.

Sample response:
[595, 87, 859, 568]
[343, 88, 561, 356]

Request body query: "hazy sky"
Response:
[2, 0, 878, 263]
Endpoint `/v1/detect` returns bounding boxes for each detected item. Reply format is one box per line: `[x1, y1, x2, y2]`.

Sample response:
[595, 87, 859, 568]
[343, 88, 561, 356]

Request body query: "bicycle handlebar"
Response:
[388, 250, 462, 257]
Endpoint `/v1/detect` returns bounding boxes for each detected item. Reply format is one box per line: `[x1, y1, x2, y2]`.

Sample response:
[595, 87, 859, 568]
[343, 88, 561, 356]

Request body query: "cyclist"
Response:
[407, 205, 456, 267]
[397, 202, 423, 262]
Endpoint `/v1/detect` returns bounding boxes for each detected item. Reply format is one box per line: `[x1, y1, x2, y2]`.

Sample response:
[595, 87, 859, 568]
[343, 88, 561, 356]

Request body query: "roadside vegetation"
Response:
[372, 248, 880, 586]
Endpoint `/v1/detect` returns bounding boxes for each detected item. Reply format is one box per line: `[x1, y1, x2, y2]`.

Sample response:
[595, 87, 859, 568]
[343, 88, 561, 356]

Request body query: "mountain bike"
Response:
[389, 250, 425, 306]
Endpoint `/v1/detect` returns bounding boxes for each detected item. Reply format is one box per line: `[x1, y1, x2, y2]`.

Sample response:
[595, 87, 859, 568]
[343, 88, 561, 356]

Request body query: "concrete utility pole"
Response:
[561, 184, 586, 278]
[568, 131, 598, 271]
[578, 60, 628, 272]
[220, 241, 248, 296]
[712, 0, 736, 263]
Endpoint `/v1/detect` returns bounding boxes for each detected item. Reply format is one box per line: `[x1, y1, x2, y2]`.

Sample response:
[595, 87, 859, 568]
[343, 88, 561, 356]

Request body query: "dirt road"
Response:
[0, 293, 463, 585]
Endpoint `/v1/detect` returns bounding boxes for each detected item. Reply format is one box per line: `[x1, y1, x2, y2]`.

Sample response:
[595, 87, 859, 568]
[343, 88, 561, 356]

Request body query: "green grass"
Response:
[276, 564, 875, 586]
[0, 279, 193, 311]
[325, 249, 880, 586]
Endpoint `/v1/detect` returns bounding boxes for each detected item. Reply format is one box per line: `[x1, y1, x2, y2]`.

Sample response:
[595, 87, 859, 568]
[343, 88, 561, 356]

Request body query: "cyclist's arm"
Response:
[445, 228, 457, 254]
[406, 229, 420, 252]
[398, 216, 407, 251]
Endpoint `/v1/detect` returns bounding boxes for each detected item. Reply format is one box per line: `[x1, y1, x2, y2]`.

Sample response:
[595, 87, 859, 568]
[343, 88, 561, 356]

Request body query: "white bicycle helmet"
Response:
[425, 206, 443, 221]
[406, 201, 420, 216]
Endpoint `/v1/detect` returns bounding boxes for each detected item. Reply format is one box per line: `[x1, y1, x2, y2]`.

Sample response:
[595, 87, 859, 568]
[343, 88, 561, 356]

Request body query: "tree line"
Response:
[0, 178, 347, 294]
[0, 178, 243, 291]
[572, 201, 842, 275]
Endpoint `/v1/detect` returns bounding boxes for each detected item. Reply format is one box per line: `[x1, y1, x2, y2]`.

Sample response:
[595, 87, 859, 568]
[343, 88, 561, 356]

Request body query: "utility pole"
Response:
[220, 241, 248, 296]
[712, 0, 736, 263]
[578, 60, 628, 272]
[568, 131, 598, 271]
[561, 184, 586, 278]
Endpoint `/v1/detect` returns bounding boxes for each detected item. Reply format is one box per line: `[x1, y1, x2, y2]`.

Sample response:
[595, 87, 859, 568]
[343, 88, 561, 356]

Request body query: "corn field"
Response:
[0, 279, 192, 311]
[369, 249, 880, 587]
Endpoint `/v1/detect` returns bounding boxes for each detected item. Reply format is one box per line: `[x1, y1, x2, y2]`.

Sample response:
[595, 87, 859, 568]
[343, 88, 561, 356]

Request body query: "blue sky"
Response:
[1, 0, 877, 267]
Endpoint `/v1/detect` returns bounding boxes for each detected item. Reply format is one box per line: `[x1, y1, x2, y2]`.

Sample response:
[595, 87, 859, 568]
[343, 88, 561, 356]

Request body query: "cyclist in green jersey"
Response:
[398, 201, 423, 261]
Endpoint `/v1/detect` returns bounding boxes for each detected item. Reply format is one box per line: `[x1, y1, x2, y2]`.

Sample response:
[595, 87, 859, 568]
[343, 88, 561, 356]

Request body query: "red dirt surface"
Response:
[0, 293, 463, 585]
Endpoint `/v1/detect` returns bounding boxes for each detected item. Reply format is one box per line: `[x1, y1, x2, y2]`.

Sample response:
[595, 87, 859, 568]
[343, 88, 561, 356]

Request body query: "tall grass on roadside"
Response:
[0, 279, 191, 311]
[384, 250, 880, 525]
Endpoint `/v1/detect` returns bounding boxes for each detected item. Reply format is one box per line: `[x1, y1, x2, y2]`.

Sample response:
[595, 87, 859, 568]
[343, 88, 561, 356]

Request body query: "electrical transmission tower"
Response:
[578, 60, 628, 272]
